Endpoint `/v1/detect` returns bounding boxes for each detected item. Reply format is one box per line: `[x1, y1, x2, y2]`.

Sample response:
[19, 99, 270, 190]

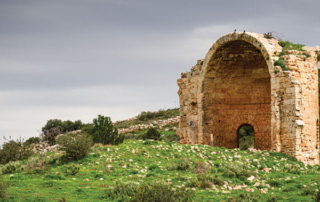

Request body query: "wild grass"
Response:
[0, 139, 319, 201]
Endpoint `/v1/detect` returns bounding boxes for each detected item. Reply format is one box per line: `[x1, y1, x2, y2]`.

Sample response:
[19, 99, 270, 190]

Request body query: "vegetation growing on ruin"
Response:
[274, 40, 308, 71]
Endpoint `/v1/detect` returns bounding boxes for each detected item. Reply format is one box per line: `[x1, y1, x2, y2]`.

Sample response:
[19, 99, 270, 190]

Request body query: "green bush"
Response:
[43, 174, 65, 180]
[301, 186, 315, 196]
[145, 128, 161, 140]
[278, 41, 286, 47]
[228, 191, 261, 202]
[25, 153, 50, 174]
[130, 181, 194, 202]
[167, 158, 192, 171]
[267, 180, 283, 188]
[0, 178, 10, 199]
[160, 134, 180, 142]
[65, 163, 80, 175]
[41, 119, 84, 145]
[314, 187, 320, 202]
[57, 132, 93, 160]
[274, 59, 288, 71]
[24, 137, 41, 146]
[1, 161, 24, 174]
[83, 115, 124, 145]
[317, 54, 320, 62]
[105, 181, 139, 201]
[148, 164, 159, 171]
[42, 119, 83, 133]
[222, 170, 236, 178]
[194, 160, 210, 174]
[41, 126, 63, 145]
[0, 138, 34, 165]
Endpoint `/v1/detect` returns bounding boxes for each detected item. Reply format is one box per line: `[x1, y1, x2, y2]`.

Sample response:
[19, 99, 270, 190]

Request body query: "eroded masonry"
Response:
[177, 32, 320, 164]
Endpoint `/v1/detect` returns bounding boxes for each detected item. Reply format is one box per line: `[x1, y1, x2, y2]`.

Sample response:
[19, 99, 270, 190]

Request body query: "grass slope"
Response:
[1, 140, 320, 201]
[1, 108, 320, 201]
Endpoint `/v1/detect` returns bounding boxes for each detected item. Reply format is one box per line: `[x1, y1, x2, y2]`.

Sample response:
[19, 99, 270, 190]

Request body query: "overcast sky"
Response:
[1, 0, 319, 145]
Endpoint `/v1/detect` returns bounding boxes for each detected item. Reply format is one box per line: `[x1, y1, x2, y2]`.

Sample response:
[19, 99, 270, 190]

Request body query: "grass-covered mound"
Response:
[1, 139, 320, 201]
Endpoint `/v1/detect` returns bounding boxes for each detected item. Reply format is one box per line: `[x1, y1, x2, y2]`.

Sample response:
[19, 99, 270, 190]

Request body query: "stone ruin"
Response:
[177, 32, 320, 164]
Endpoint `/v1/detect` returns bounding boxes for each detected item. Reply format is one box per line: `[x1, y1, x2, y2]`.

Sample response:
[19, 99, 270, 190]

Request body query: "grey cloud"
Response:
[0, 0, 319, 144]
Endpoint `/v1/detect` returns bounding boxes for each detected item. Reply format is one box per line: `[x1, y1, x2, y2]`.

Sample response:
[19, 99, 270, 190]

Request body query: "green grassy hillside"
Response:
[1, 140, 320, 201]
[1, 109, 320, 201]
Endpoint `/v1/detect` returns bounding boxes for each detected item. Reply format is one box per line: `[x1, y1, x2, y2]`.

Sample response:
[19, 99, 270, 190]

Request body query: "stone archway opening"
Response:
[202, 40, 271, 150]
[237, 124, 254, 150]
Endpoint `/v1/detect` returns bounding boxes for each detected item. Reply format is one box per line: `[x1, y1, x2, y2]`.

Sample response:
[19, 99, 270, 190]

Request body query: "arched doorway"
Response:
[237, 124, 254, 150]
[202, 39, 271, 149]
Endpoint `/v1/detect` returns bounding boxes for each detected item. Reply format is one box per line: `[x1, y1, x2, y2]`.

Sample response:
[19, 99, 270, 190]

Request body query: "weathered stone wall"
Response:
[177, 32, 319, 164]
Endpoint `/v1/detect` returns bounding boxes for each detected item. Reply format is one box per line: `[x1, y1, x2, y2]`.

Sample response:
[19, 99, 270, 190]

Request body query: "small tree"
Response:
[41, 126, 63, 145]
[145, 128, 161, 140]
[57, 132, 93, 160]
[83, 115, 124, 145]
[0, 138, 34, 165]
[42, 119, 64, 132]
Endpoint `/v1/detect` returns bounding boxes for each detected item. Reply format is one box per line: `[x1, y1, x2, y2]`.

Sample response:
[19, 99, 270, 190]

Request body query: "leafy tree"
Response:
[83, 115, 124, 145]
[145, 128, 161, 140]
[62, 120, 75, 132]
[41, 126, 63, 145]
[24, 137, 41, 146]
[41, 119, 85, 145]
[42, 119, 64, 132]
[57, 132, 93, 160]
[74, 120, 83, 130]
[0, 138, 34, 164]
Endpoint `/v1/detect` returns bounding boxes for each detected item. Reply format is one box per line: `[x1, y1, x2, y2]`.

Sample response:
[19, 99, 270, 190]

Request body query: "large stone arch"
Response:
[199, 35, 274, 150]
[177, 32, 319, 164]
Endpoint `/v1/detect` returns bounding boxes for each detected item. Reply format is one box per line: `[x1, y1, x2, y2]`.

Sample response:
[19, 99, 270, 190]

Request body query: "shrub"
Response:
[105, 181, 139, 201]
[194, 161, 210, 174]
[148, 164, 159, 171]
[314, 187, 320, 202]
[145, 128, 161, 140]
[317, 54, 320, 62]
[25, 153, 50, 174]
[301, 186, 315, 196]
[57, 132, 93, 160]
[196, 173, 224, 188]
[42, 119, 83, 134]
[167, 158, 192, 171]
[65, 163, 80, 175]
[0, 178, 10, 199]
[185, 177, 199, 188]
[264, 32, 274, 39]
[83, 115, 124, 145]
[274, 59, 288, 71]
[24, 137, 41, 146]
[58, 197, 67, 202]
[41, 119, 84, 145]
[278, 41, 286, 47]
[0, 138, 34, 165]
[41, 126, 63, 145]
[43, 174, 65, 180]
[1, 161, 24, 174]
[222, 170, 236, 178]
[228, 191, 261, 202]
[130, 181, 194, 202]
[160, 134, 180, 142]
[267, 180, 283, 188]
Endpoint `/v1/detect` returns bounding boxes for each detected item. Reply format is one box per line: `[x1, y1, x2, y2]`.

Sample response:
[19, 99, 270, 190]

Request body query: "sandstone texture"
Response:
[177, 32, 319, 164]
